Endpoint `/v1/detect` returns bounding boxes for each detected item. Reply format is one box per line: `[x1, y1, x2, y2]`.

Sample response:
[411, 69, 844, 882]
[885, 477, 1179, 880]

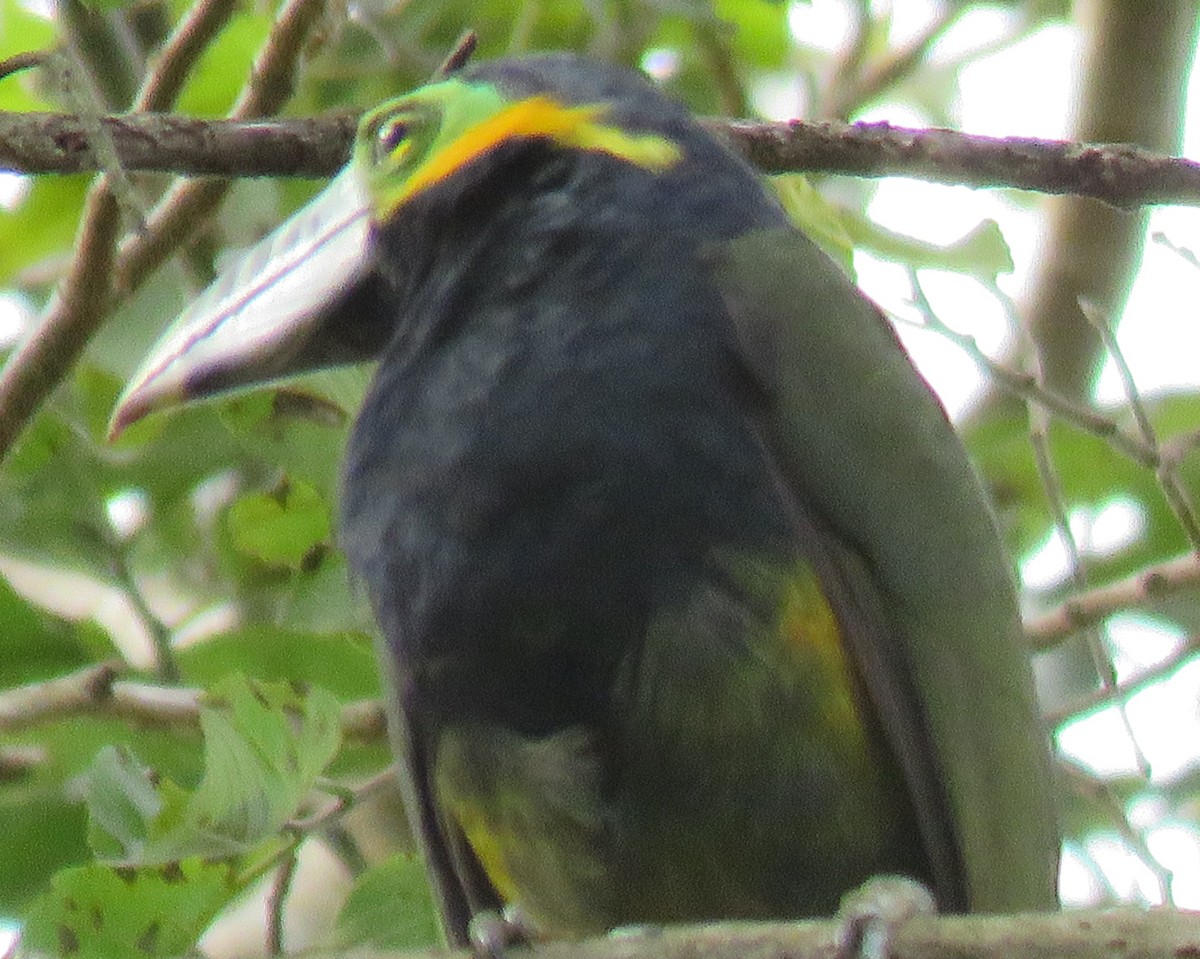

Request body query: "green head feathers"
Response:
[355, 78, 683, 220]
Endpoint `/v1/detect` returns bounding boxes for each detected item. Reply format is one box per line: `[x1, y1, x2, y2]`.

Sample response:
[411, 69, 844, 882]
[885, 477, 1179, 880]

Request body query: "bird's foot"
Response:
[468, 906, 539, 959]
[834, 875, 936, 959]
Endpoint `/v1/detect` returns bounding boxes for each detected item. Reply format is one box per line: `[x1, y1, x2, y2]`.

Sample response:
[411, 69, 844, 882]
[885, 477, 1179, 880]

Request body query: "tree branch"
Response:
[5, 111, 1200, 208]
[1047, 634, 1200, 726]
[0, 662, 387, 741]
[1026, 552, 1200, 647]
[112, 0, 332, 297]
[0, 111, 356, 176]
[0, 180, 121, 459]
[300, 909, 1200, 959]
[0, 0, 329, 465]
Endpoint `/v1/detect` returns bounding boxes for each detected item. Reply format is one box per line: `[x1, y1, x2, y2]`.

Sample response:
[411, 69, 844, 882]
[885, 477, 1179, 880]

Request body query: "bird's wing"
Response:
[375, 643, 501, 946]
[708, 227, 1060, 912]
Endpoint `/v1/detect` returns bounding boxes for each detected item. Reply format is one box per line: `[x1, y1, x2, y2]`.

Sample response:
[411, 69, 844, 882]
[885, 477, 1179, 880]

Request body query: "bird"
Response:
[113, 52, 1060, 947]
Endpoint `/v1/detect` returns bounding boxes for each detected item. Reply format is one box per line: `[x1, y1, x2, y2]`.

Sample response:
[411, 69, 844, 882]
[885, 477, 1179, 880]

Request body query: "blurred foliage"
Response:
[1, 0, 1199, 955]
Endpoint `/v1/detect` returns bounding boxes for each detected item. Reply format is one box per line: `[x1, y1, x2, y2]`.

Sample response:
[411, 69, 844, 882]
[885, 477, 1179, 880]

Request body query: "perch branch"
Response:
[5, 112, 1200, 208]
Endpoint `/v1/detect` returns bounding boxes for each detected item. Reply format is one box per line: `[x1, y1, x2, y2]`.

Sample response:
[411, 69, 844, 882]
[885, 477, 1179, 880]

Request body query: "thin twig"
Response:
[901, 276, 1158, 468]
[106, 542, 179, 683]
[1047, 634, 1200, 726]
[1153, 230, 1200, 268]
[817, 0, 871, 119]
[133, 0, 241, 112]
[113, 0, 331, 298]
[1025, 392, 1100, 664]
[438, 30, 478, 76]
[1025, 552, 1200, 647]
[993, 277, 1154, 780]
[287, 767, 395, 834]
[266, 847, 298, 956]
[1059, 762, 1174, 903]
[1014, 288, 1143, 774]
[57, 0, 140, 109]
[825, 8, 959, 119]
[693, 19, 749, 118]
[907, 272, 1163, 775]
[45, 49, 146, 224]
[1080, 298, 1200, 553]
[0, 50, 49, 81]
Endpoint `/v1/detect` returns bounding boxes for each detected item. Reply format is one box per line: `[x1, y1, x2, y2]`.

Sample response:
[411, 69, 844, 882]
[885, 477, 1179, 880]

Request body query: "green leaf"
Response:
[84, 747, 165, 862]
[843, 211, 1015, 281]
[19, 857, 240, 959]
[0, 576, 89, 687]
[175, 11, 273, 117]
[714, 0, 792, 69]
[227, 479, 332, 570]
[966, 391, 1200, 592]
[179, 624, 378, 700]
[0, 794, 88, 914]
[329, 853, 440, 950]
[0, 409, 113, 581]
[84, 675, 342, 864]
[0, 177, 90, 288]
[773, 174, 856, 276]
[219, 379, 359, 497]
[1, 717, 204, 913]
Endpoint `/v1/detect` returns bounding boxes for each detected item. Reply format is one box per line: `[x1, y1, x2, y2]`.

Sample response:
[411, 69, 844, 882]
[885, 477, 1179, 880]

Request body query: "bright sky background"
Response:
[2, 5, 1199, 952]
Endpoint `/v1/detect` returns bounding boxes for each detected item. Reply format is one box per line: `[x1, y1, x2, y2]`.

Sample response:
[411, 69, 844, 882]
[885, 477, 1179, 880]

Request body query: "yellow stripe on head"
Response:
[356, 79, 683, 219]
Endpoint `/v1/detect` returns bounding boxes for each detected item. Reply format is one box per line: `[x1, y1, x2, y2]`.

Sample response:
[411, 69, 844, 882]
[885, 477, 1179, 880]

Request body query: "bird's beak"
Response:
[110, 164, 377, 437]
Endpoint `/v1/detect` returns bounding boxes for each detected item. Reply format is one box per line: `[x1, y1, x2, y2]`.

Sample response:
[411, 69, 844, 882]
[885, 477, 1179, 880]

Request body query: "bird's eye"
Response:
[375, 114, 415, 162]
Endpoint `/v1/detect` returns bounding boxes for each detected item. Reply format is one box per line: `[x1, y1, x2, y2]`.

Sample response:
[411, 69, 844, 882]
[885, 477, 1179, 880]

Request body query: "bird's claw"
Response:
[468, 906, 538, 959]
[834, 875, 936, 959]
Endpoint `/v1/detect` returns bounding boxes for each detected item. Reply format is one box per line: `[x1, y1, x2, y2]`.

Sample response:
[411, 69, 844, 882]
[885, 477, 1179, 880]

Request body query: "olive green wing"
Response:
[374, 644, 502, 946]
[709, 227, 1060, 912]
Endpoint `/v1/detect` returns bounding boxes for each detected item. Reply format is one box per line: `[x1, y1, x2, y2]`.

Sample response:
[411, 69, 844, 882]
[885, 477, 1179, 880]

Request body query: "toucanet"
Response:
[114, 53, 1060, 944]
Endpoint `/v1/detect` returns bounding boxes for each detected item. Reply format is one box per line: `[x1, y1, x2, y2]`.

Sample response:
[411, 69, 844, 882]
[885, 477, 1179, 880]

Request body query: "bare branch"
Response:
[1047, 634, 1200, 726]
[0, 180, 121, 459]
[0, 0, 330, 465]
[901, 276, 1159, 469]
[7, 112, 1200, 209]
[1026, 552, 1200, 647]
[0, 665, 387, 741]
[297, 909, 1200, 959]
[723, 120, 1200, 209]
[1080, 298, 1200, 553]
[112, 0, 331, 297]
[0, 662, 120, 729]
[0, 112, 356, 177]
[133, 0, 241, 112]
